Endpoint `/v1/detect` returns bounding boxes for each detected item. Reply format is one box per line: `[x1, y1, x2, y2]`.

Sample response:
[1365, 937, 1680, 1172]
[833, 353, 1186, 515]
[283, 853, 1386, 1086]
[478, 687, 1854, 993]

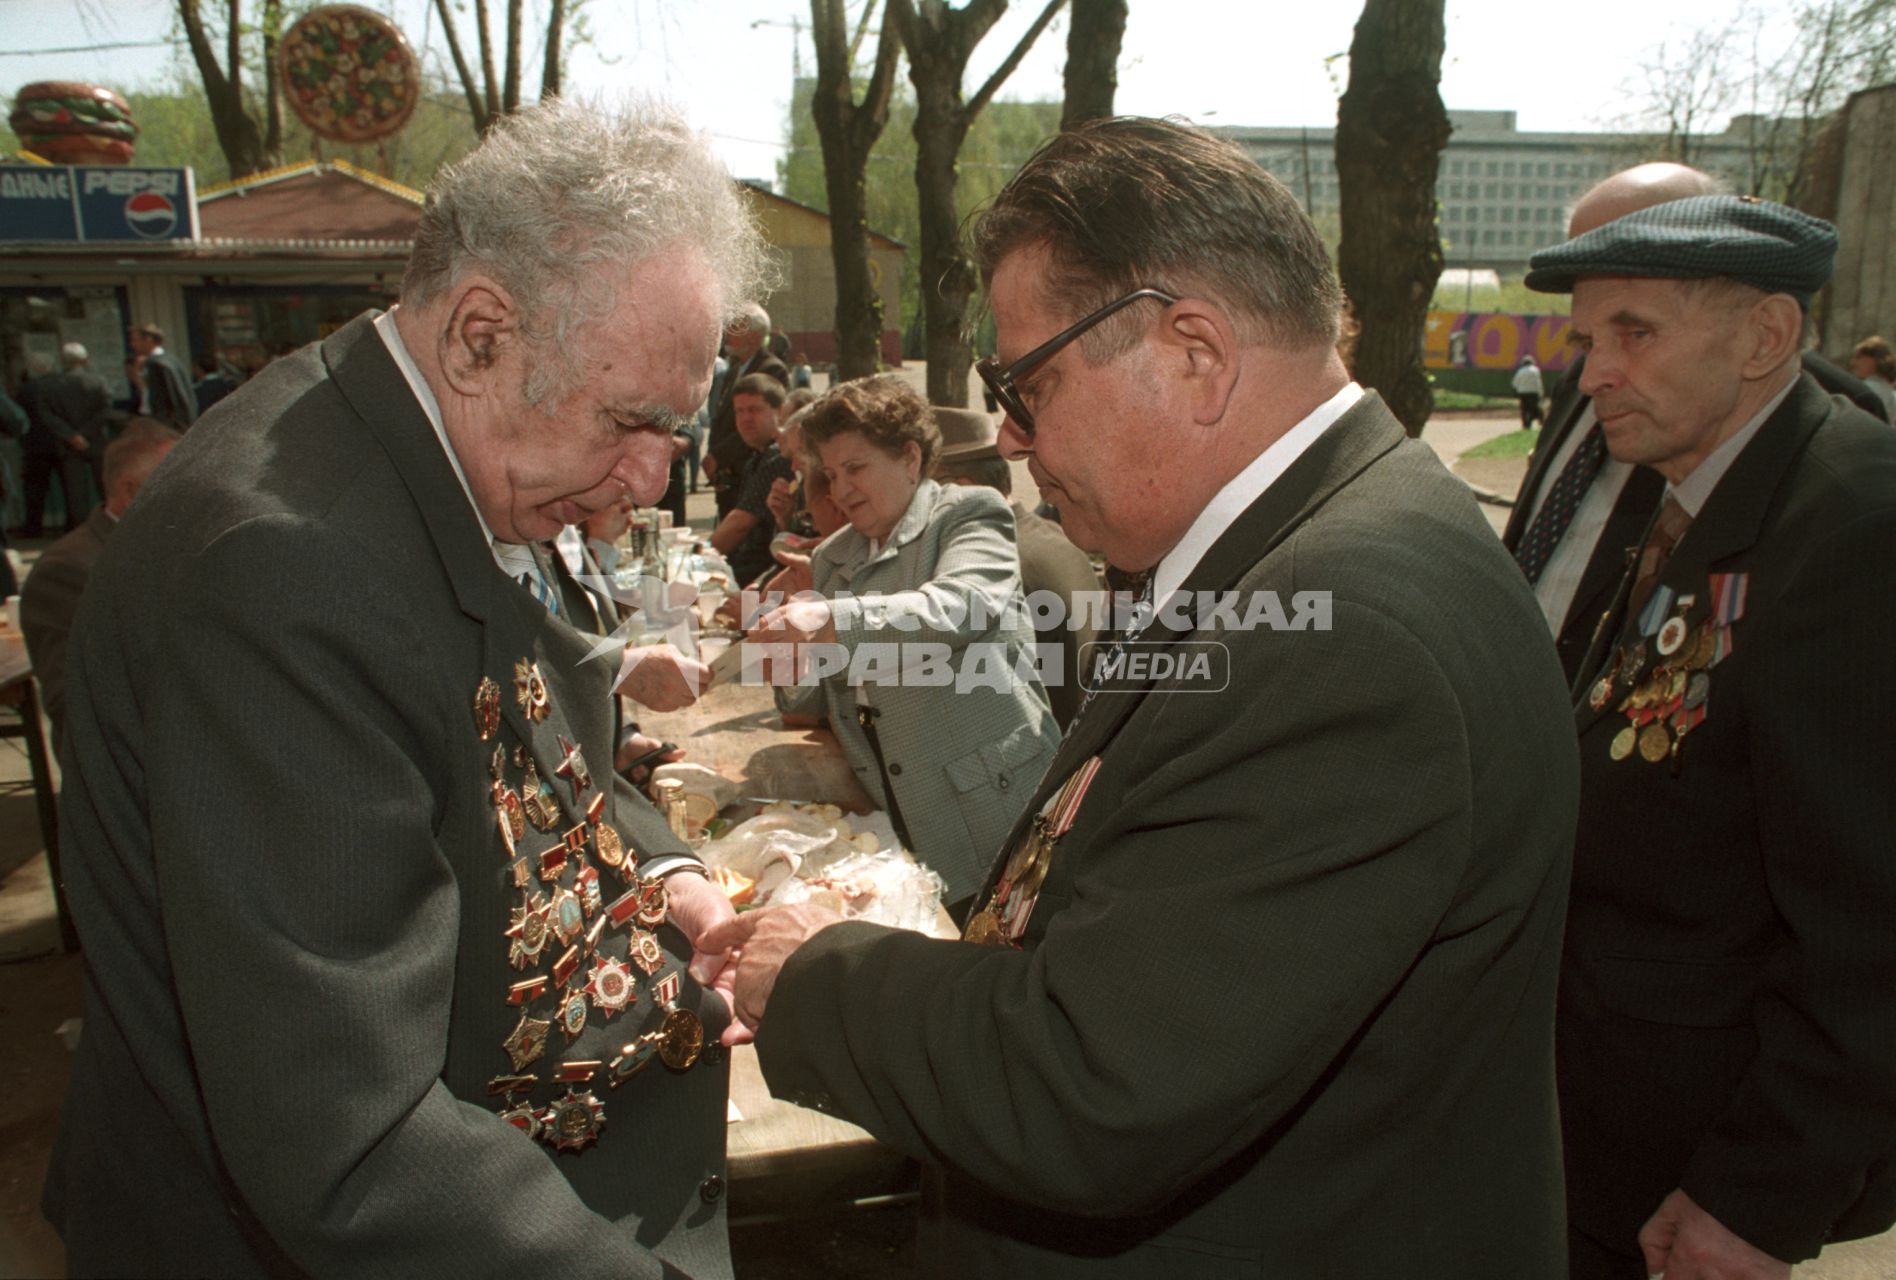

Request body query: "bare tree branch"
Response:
[967, 0, 1066, 122]
[434, 0, 492, 131]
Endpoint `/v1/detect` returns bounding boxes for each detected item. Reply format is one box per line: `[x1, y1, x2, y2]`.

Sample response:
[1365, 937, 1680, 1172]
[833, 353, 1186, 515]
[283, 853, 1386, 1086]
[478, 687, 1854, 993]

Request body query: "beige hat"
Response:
[933, 405, 1002, 462]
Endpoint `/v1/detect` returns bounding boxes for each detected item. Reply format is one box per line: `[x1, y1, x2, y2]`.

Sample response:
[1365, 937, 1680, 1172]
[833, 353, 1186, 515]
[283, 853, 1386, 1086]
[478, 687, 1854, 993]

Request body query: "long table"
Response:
[639, 673, 920, 1220]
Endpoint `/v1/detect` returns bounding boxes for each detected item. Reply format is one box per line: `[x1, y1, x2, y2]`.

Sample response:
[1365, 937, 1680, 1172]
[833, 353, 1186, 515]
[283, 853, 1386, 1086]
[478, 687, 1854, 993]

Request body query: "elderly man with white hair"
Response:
[44, 98, 771, 1277]
[702, 299, 789, 518]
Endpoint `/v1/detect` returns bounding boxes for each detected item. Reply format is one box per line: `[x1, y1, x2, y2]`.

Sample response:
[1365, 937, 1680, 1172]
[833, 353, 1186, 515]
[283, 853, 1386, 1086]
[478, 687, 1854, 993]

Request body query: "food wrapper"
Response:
[694, 802, 943, 930]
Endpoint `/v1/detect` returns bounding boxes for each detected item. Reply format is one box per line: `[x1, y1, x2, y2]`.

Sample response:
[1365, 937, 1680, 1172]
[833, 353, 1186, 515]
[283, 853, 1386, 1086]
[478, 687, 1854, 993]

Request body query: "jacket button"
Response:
[888, 763, 902, 776]
[998, 776, 1009, 790]
[699, 1174, 725, 1204]
[703, 1041, 725, 1066]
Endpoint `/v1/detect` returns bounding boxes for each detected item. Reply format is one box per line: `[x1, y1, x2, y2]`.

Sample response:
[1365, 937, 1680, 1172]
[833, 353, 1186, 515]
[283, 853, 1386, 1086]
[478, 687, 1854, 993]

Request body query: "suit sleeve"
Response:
[19, 546, 86, 731]
[827, 494, 1026, 655]
[145, 517, 683, 1277]
[1679, 507, 1896, 1262]
[757, 599, 1475, 1216]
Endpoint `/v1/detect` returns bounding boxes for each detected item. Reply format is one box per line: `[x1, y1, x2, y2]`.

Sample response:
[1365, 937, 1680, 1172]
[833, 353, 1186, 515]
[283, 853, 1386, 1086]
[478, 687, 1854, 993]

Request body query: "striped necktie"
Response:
[494, 541, 559, 617]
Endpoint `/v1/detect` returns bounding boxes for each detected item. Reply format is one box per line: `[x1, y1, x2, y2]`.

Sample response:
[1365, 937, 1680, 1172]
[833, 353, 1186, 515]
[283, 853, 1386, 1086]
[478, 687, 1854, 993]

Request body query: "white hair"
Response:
[402, 95, 777, 406]
[737, 301, 771, 338]
[61, 342, 88, 367]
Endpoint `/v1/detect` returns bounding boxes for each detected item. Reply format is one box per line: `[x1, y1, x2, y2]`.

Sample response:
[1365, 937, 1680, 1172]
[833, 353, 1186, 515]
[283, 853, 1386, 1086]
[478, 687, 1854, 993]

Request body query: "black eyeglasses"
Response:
[976, 288, 1177, 437]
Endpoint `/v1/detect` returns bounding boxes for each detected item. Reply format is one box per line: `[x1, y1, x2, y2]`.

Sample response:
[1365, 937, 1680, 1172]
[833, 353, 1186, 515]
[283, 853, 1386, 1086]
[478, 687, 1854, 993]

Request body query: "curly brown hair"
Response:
[797, 373, 940, 473]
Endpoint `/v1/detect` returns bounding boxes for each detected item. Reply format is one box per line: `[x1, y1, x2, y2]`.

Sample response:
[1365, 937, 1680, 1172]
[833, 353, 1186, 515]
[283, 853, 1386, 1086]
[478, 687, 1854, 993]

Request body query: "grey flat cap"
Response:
[1525, 195, 1838, 306]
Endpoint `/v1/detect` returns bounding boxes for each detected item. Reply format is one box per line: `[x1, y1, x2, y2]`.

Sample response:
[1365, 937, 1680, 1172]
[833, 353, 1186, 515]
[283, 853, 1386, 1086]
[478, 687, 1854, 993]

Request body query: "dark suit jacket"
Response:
[757, 394, 1580, 1277]
[1560, 374, 1896, 1264]
[143, 347, 198, 426]
[44, 316, 733, 1278]
[1012, 501, 1102, 728]
[32, 368, 112, 455]
[704, 350, 788, 492]
[19, 505, 112, 743]
[1510, 352, 1891, 687]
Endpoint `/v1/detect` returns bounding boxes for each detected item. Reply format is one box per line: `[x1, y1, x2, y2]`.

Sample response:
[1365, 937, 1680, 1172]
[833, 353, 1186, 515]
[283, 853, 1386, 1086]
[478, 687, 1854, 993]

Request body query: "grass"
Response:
[1432, 390, 1512, 411]
[1461, 429, 1542, 460]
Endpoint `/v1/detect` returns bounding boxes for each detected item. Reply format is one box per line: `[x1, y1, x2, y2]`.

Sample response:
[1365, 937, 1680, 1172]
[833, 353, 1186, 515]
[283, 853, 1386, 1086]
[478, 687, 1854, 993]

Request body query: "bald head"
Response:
[1567, 163, 1725, 237]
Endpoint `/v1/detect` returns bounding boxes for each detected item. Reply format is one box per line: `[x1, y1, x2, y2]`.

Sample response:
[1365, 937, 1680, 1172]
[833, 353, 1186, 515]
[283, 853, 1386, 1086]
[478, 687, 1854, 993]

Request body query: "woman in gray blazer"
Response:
[756, 375, 1059, 912]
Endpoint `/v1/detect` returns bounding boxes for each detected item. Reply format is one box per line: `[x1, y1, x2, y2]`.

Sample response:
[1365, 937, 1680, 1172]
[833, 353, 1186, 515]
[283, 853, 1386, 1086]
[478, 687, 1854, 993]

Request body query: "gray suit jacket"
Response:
[759, 393, 1579, 1277]
[1011, 502, 1102, 727]
[36, 368, 112, 453]
[775, 480, 1060, 901]
[143, 347, 198, 426]
[20, 505, 112, 743]
[44, 315, 733, 1278]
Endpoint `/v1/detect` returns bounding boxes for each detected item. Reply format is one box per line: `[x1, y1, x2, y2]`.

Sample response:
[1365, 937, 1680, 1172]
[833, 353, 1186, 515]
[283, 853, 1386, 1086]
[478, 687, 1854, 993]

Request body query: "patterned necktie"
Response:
[1626, 496, 1692, 624]
[1514, 422, 1607, 585]
[494, 541, 559, 617]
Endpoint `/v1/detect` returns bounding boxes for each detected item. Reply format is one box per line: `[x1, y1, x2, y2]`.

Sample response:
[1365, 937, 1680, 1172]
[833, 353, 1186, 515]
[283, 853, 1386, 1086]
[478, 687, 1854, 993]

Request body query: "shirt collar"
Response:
[1667, 372, 1798, 517]
[373, 307, 498, 546]
[1151, 382, 1363, 604]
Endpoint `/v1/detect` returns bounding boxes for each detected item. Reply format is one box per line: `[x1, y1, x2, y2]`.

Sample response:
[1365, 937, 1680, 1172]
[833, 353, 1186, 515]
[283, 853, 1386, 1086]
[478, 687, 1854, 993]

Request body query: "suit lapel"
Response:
[1505, 360, 1590, 549]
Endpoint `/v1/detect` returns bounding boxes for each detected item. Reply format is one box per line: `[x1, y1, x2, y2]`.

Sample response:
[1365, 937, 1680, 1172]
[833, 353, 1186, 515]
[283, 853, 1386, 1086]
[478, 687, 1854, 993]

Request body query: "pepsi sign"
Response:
[0, 164, 198, 242]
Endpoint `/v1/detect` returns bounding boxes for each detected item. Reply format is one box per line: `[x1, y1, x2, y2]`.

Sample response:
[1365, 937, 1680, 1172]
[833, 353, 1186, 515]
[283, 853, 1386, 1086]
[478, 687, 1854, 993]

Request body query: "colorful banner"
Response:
[1424, 311, 1574, 372]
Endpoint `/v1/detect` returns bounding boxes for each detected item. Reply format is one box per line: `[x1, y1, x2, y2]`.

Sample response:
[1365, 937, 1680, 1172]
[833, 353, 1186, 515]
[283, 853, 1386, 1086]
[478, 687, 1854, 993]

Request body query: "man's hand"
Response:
[582, 494, 634, 545]
[765, 477, 797, 531]
[614, 729, 683, 779]
[68, 434, 89, 453]
[663, 869, 742, 1031]
[701, 455, 718, 483]
[670, 431, 691, 462]
[697, 903, 847, 1043]
[615, 643, 710, 711]
[1639, 1190, 1791, 1280]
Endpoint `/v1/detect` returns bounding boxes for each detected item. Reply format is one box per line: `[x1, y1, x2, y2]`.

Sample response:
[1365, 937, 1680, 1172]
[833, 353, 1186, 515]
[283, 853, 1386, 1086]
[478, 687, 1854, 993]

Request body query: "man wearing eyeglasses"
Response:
[703, 117, 1578, 1277]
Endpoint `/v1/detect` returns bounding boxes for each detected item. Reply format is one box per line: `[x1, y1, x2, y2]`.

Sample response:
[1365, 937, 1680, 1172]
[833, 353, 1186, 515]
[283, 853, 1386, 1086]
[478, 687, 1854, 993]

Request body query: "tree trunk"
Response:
[1335, 0, 1449, 435]
[433, 0, 492, 132]
[261, 0, 284, 163]
[474, 0, 502, 124]
[178, 0, 268, 178]
[1060, 0, 1125, 129]
[503, 0, 523, 114]
[893, 0, 1066, 407]
[541, 0, 568, 99]
[811, 0, 903, 379]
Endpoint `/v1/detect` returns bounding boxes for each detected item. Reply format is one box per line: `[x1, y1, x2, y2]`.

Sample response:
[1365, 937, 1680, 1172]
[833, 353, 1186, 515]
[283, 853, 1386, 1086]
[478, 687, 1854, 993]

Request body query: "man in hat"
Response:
[931, 405, 1103, 726]
[1526, 195, 1896, 1278]
[1506, 163, 1889, 686]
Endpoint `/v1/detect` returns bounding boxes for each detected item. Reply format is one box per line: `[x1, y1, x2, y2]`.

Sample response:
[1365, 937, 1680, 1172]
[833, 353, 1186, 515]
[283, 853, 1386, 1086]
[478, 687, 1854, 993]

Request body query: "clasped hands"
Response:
[682, 902, 846, 1045]
[1638, 1189, 1791, 1280]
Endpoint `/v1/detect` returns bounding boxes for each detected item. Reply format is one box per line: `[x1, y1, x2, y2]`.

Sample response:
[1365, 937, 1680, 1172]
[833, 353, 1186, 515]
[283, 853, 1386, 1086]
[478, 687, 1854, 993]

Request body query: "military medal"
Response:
[509, 856, 531, 889]
[550, 888, 585, 946]
[473, 676, 502, 740]
[649, 972, 703, 1070]
[583, 913, 607, 957]
[606, 887, 644, 928]
[586, 792, 606, 826]
[487, 1073, 536, 1096]
[556, 735, 593, 801]
[594, 822, 626, 870]
[521, 760, 560, 831]
[585, 955, 635, 1019]
[556, 988, 589, 1041]
[609, 1032, 662, 1086]
[556, 1059, 602, 1083]
[507, 976, 547, 1006]
[502, 1011, 551, 1071]
[575, 863, 602, 917]
[962, 909, 1003, 945]
[497, 1100, 545, 1140]
[636, 878, 668, 927]
[1637, 723, 1671, 763]
[506, 894, 551, 970]
[538, 843, 568, 882]
[965, 757, 1102, 947]
[513, 658, 551, 723]
[1657, 615, 1688, 657]
[627, 928, 665, 976]
[1609, 726, 1637, 761]
[542, 1089, 605, 1152]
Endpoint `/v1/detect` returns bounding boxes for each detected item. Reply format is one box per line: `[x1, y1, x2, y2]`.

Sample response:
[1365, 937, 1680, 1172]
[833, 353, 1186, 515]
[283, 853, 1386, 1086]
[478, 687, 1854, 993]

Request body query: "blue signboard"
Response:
[0, 164, 199, 242]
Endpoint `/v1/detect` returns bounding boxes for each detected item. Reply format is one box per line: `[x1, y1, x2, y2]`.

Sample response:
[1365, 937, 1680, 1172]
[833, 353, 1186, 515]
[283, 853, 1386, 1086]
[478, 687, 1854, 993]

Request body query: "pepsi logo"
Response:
[124, 190, 177, 239]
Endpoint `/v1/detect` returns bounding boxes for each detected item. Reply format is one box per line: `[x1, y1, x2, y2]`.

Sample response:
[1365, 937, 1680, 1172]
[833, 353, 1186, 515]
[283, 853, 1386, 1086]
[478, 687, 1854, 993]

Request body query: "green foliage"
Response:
[1460, 428, 1541, 459]
[779, 76, 1061, 344]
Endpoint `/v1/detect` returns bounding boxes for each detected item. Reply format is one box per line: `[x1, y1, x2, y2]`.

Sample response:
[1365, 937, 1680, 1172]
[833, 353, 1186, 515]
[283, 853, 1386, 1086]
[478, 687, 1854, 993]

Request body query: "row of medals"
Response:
[963, 813, 1054, 947]
[1589, 604, 1723, 769]
[473, 661, 705, 1155]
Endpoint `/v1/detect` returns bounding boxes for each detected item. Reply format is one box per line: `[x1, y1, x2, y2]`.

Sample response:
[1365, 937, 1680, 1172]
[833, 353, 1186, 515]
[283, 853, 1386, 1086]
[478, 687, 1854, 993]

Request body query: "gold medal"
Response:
[1587, 676, 1614, 712]
[549, 888, 585, 946]
[1609, 726, 1638, 761]
[498, 1099, 545, 1141]
[594, 823, 625, 869]
[473, 676, 502, 740]
[635, 878, 669, 927]
[628, 928, 665, 976]
[512, 659, 551, 723]
[506, 894, 551, 970]
[543, 1089, 605, 1152]
[963, 908, 1005, 945]
[657, 1007, 704, 1070]
[1638, 723, 1671, 763]
[575, 863, 602, 917]
[521, 761, 560, 832]
[502, 1011, 551, 1071]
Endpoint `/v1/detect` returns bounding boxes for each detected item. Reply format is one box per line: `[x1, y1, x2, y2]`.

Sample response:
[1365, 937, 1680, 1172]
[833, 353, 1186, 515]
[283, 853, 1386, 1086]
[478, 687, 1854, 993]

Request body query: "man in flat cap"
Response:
[1528, 195, 1896, 1279]
[1506, 163, 1890, 686]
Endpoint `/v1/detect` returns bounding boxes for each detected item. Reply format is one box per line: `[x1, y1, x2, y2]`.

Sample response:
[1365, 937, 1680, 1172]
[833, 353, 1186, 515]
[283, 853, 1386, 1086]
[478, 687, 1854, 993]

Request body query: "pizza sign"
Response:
[278, 5, 421, 144]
